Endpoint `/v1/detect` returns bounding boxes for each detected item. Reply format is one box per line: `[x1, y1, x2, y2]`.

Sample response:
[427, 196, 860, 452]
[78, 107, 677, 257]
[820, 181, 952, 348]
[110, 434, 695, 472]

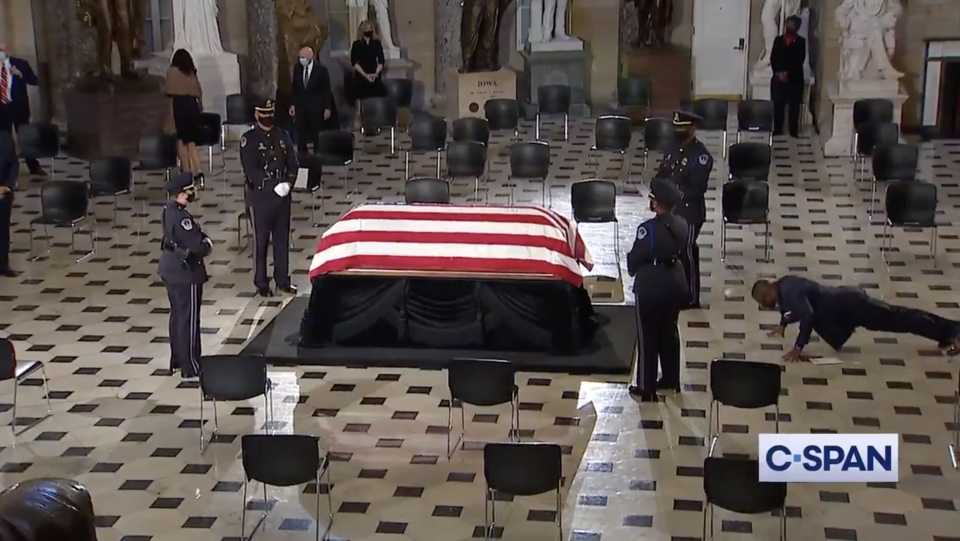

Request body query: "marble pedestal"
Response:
[749, 68, 815, 128]
[520, 44, 590, 120]
[446, 69, 518, 120]
[823, 80, 908, 157]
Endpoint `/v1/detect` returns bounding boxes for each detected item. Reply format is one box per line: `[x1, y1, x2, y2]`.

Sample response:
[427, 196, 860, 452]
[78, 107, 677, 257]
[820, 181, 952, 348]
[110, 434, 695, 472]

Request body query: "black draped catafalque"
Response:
[461, 0, 514, 72]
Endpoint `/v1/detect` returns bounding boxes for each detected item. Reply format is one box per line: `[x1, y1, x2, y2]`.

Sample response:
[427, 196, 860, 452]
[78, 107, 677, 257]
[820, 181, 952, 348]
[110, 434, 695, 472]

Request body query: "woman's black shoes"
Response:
[628, 386, 661, 402]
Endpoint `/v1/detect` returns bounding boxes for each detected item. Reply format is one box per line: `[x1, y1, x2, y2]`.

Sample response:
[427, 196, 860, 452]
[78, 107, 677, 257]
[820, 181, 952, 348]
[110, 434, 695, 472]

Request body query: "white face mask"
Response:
[0, 53, 8, 62]
[299, 57, 310, 67]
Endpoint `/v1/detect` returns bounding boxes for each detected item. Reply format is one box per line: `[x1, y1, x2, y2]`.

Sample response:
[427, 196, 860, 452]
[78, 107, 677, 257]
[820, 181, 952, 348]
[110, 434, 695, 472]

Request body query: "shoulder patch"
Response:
[699, 153, 709, 165]
[637, 226, 647, 240]
[240, 136, 247, 148]
[181, 218, 193, 231]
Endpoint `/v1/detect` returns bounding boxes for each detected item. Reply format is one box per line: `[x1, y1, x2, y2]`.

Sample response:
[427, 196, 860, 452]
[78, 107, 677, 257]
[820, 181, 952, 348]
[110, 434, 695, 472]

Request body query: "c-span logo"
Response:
[759, 434, 899, 483]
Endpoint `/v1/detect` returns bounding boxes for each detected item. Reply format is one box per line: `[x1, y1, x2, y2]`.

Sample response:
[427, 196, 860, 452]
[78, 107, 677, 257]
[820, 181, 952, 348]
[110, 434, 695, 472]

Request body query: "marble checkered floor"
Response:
[1, 114, 959, 541]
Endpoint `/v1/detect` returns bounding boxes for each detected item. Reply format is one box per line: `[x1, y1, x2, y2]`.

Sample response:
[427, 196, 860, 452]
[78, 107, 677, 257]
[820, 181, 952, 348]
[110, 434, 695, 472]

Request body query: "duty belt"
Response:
[651, 257, 679, 266]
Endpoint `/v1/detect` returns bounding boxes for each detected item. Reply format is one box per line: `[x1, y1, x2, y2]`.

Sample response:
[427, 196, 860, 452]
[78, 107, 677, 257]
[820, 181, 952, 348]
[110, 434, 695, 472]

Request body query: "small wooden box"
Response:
[446, 69, 518, 120]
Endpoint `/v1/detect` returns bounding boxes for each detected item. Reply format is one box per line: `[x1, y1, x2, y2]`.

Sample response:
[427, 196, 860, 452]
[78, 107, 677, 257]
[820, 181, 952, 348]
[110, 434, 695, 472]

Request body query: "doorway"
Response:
[691, 0, 751, 99]
[938, 61, 960, 138]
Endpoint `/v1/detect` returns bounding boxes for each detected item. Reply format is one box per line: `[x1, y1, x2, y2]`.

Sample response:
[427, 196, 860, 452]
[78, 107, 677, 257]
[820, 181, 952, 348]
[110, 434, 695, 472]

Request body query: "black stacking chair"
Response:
[29, 181, 95, 263]
[484, 98, 521, 141]
[536, 85, 571, 141]
[405, 116, 447, 179]
[446, 140, 487, 201]
[852, 98, 894, 156]
[240, 434, 333, 541]
[446, 358, 520, 458]
[727, 143, 772, 182]
[641, 117, 676, 171]
[854, 122, 899, 182]
[452, 117, 491, 146]
[359, 96, 399, 154]
[17, 123, 60, 179]
[882, 181, 939, 265]
[589, 115, 632, 181]
[316, 130, 355, 192]
[197, 356, 273, 452]
[383, 78, 414, 110]
[735, 100, 774, 145]
[707, 359, 781, 455]
[295, 154, 324, 226]
[0, 337, 52, 436]
[221, 93, 254, 151]
[618, 77, 652, 109]
[720, 180, 770, 262]
[869, 143, 918, 217]
[509, 141, 551, 207]
[703, 456, 787, 541]
[483, 442, 563, 540]
[405, 177, 450, 204]
[136, 133, 178, 186]
[88, 156, 136, 223]
[197, 112, 223, 178]
[692, 99, 730, 157]
[571, 179, 620, 281]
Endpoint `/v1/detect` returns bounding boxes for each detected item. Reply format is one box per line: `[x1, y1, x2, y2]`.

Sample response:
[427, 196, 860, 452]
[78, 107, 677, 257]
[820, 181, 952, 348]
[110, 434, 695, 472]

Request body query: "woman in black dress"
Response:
[165, 49, 204, 184]
[350, 20, 387, 105]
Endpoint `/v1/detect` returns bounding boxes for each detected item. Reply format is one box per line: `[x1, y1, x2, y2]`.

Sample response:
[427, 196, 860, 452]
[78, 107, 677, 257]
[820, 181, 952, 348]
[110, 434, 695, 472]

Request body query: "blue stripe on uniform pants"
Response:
[188, 284, 202, 376]
[633, 301, 650, 389]
[686, 227, 698, 302]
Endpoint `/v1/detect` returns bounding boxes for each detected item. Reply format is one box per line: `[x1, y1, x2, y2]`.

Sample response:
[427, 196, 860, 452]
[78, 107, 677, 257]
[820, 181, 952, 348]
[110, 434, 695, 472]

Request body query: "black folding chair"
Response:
[483, 442, 563, 540]
[641, 117, 675, 171]
[405, 116, 447, 179]
[359, 96, 399, 154]
[88, 156, 138, 224]
[294, 154, 324, 227]
[693, 99, 730, 157]
[405, 177, 451, 204]
[0, 337, 52, 436]
[240, 434, 333, 541]
[198, 356, 273, 452]
[703, 456, 787, 541]
[870, 143, 918, 218]
[315, 130, 356, 194]
[452, 117, 491, 146]
[853, 122, 899, 182]
[881, 181, 939, 266]
[29, 181, 96, 263]
[735, 100, 774, 146]
[589, 115, 632, 181]
[17, 123, 60, 179]
[852, 98, 894, 156]
[727, 143, 772, 182]
[222, 94, 255, 151]
[447, 358, 520, 458]
[485, 98, 521, 141]
[707, 359, 782, 456]
[720, 180, 770, 262]
[509, 141, 551, 207]
[571, 179, 620, 282]
[617, 77, 652, 109]
[536, 85, 571, 141]
[446, 140, 487, 201]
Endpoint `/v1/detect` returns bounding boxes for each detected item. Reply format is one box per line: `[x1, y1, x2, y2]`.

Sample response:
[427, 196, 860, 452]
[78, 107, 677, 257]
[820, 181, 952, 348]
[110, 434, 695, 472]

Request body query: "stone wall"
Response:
[30, 0, 99, 121]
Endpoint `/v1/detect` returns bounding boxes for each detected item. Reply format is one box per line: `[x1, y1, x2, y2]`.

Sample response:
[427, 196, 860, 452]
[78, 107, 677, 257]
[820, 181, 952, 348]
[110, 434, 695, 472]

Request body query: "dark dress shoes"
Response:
[277, 285, 297, 294]
[656, 380, 681, 393]
[257, 287, 274, 298]
[628, 386, 660, 402]
[0, 269, 18, 278]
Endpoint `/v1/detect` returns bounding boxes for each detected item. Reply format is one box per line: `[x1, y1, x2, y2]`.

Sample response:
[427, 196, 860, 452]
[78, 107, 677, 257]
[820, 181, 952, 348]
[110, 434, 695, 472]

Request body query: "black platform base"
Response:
[240, 298, 635, 375]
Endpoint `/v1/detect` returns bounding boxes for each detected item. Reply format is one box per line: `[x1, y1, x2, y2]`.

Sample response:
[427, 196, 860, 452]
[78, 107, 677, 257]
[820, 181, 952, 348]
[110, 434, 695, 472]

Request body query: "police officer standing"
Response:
[654, 110, 713, 308]
[159, 172, 212, 379]
[627, 177, 690, 401]
[240, 98, 298, 297]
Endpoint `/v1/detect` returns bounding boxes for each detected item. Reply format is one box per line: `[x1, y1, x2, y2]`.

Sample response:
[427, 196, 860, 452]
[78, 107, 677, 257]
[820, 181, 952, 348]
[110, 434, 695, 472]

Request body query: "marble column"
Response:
[433, 0, 462, 107]
[35, 0, 98, 120]
[246, 0, 280, 99]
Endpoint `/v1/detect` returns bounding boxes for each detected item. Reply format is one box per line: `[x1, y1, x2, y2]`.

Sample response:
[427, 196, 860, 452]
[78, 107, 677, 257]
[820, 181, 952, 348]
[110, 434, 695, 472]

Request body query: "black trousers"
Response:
[10, 121, 41, 172]
[634, 301, 682, 390]
[247, 195, 291, 290]
[165, 282, 202, 377]
[296, 114, 321, 155]
[771, 81, 802, 137]
[0, 193, 11, 271]
[677, 205, 704, 306]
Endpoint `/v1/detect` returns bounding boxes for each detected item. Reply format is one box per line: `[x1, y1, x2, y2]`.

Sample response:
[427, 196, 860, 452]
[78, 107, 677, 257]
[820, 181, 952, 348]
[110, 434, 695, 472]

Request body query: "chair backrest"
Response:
[225, 94, 254, 125]
[727, 142, 772, 181]
[241, 434, 321, 487]
[40, 180, 89, 224]
[196, 112, 223, 146]
[0, 337, 14, 381]
[484, 442, 563, 497]
[871, 143, 918, 182]
[885, 181, 937, 226]
[405, 177, 450, 204]
[17, 123, 60, 160]
[383, 78, 414, 108]
[853, 98, 894, 128]
[692, 99, 730, 131]
[409, 116, 447, 152]
[618, 77, 651, 107]
[643, 118, 676, 154]
[452, 117, 490, 145]
[199, 355, 269, 401]
[571, 179, 616, 223]
[445, 140, 487, 178]
[594, 115, 632, 152]
[484, 99, 520, 130]
[448, 358, 516, 406]
[537, 85, 572, 115]
[360, 96, 399, 128]
[509, 141, 550, 179]
[856, 122, 899, 157]
[710, 359, 781, 409]
[88, 156, 132, 195]
[704, 456, 786, 514]
[722, 180, 769, 224]
[737, 100, 774, 132]
[138, 133, 179, 170]
[316, 130, 355, 164]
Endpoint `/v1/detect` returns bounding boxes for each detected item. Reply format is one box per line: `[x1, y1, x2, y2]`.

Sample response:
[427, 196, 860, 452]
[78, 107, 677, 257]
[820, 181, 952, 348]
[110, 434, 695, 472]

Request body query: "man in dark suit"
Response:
[0, 131, 19, 277]
[770, 16, 806, 138]
[0, 42, 43, 175]
[289, 45, 334, 156]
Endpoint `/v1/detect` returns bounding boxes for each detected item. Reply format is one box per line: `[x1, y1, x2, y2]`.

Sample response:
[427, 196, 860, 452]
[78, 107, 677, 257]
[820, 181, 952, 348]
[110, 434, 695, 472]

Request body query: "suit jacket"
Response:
[291, 61, 332, 121]
[1, 57, 39, 126]
[770, 35, 806, 88]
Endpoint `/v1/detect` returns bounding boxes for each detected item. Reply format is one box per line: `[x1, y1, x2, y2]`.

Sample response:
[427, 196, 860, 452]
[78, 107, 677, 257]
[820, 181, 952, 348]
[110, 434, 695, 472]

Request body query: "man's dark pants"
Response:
[0, 109, 42, 172]
[677, 202, 704, 307]
[0, 193, 11, 271]
[296, 113, 320, 156]
[247, 193, 291, 290]
[771, 81, 803, 137]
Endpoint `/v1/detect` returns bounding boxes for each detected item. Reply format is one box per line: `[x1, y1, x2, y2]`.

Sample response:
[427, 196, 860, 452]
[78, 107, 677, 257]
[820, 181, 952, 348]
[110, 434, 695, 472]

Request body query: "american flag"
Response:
[309, 204, 595, 286]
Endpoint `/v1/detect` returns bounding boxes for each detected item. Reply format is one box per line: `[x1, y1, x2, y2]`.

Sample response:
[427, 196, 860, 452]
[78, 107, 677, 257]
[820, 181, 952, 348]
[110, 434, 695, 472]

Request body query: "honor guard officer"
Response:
[627, 177, 691, 402]
[159, 172, 213, 379]
[240, 98, 298, 297]
[654, 110, 713, 308]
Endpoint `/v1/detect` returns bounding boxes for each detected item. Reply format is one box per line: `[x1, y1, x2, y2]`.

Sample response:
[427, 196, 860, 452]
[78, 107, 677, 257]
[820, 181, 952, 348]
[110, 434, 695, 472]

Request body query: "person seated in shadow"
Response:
[0, 478, 98, 541]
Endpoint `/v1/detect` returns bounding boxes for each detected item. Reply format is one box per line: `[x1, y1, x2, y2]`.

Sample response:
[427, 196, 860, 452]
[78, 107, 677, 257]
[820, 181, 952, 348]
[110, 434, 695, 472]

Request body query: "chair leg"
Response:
[931, 226, 938, 266]
[555, 486, 563, 540]
[40, 365, 52, 418]
[721, 130, 728, 159]
[390, 127, 396, 155]
[535, 113, 541, 141]
[404, 150, 411, 180]
[869, 178, 877, 217]
[314, 470, 322, 541]
[436, 149, 443, 178]
[950, 386, 959, 469]
[720, 221, 727, 262]
[74, 222, 96, 263]
[881, 222, 889, 266]
[763, 221, 771, 262]
[446, 397, 464, 459]
[220, 124, 227, 152]
[243, 483, 270, 541]
[484, 487, 496, 540]
[563, 113, 569, 141]
[9, 378, 16, 433]
[208, 145, 214, 175]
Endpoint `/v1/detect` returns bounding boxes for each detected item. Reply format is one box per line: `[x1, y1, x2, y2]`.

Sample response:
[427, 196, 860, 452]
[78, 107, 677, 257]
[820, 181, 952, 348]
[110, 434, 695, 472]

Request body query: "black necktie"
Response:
[303, 64, 309, 86]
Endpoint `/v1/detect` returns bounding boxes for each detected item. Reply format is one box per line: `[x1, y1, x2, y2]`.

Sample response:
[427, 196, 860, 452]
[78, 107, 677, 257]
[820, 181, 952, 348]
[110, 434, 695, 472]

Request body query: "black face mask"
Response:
[675, 129, 690, 144]
[649, 198, 657, 213]
[185, 191, 197, 203]
[258, 116, 274, 128]
[363, 31, 373, 38]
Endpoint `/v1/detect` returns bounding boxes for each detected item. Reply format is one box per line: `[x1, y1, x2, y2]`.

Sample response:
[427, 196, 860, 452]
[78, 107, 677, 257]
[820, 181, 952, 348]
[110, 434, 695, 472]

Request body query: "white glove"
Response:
[274, 182, 292, 198]
[203, 237, 214, 249]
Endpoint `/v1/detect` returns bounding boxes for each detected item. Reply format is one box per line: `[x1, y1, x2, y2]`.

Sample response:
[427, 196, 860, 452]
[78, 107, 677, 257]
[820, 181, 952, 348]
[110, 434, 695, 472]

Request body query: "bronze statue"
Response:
[461, 0, 514, 72]
[277, 0, 328, 96]
[632, 0, 673, 48]
[76, 0, 146, 78]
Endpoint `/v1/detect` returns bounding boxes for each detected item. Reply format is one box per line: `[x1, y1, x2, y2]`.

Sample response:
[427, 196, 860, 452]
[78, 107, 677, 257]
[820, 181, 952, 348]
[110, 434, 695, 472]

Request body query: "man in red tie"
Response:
[0, 41, 44, 176]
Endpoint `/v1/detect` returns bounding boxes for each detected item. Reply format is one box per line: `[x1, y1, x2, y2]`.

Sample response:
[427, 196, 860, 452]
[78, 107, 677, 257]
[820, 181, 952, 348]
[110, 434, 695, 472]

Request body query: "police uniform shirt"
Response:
[159, 201, 212, 285]
[626, 213, 690, 301]
[239, 126, 299, 193]
[655, 138, 713, 203]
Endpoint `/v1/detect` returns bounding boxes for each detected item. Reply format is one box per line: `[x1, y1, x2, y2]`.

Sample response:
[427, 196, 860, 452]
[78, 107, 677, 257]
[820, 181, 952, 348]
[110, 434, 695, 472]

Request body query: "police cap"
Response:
[649, 177, 682, 206]
[166, 171, 196, 195]
[673, 110, 703, 128]
[254, 98, 276, 114]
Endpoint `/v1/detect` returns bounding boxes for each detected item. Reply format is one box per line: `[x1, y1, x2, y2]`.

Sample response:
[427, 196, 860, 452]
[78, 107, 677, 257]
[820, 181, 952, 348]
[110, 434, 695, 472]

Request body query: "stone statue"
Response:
[755, 0, 802, 71]
[835, 0, 903, 81]
[172, 0, 224, 54]
[76, 0, 146, 78]
[461, 0, 514, 72]
[631, 0, 673, 48]
[348, 0, 401, 58]
[277, 0, 328, 95]
[528, 0, 572, 44]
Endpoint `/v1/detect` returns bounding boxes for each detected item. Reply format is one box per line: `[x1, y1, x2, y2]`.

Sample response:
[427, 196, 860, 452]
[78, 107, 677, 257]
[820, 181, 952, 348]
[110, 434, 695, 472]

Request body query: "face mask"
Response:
[258, 116, 274, 128]
[648, 198, 657, 213]
[299, 57, 310, 66]
[185, 192, 197, 203]
[0, 53, 7, 61]
[363, 31, 373, 38]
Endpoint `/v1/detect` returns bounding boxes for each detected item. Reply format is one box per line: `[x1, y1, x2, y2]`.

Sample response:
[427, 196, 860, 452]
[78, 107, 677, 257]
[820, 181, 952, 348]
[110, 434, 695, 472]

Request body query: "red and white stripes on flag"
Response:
[309, 204, 595, 286]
